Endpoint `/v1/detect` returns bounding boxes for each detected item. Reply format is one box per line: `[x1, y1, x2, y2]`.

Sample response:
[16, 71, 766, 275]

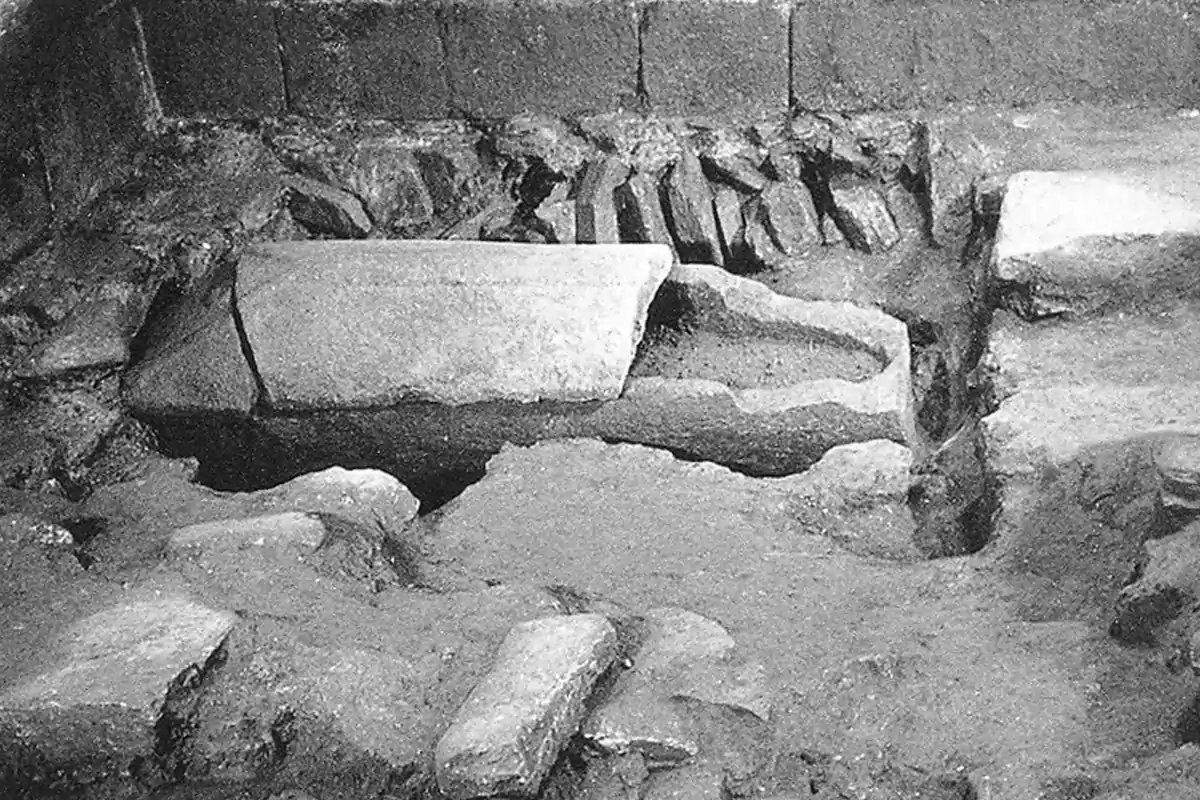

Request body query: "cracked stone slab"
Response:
[992, 170, 1200, 315]
[0, 589, 236, 786]
[435, 613, 617, 800]
[236, 240, 673, 410]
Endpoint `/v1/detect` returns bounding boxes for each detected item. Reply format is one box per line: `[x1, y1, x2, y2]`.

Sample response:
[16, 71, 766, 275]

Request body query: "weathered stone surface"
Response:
[0, 107, 48, 265]
[0, 385, 123, 492]
[236, 240, 672, 410]
[576, 752, 650, 800]
[495, 113, 591, 176]
[1158, 435, 1200, 511]
[697, 129, 768, 194]
[578, 114, 683, 175]
[168, 511, 398, 613]
[616, 171, 674, 248]
[283, 174, 372, 238]
[271, 128, 440, 236]
[992, 171, 1200, 316]
[642, 0, 789, 115]
[250, 466, 420, 534]
[1112, 522, 1200, 642]
[982, 307, 1200, 479]
[641, 764, 728, 800]
[444, 0, 638, 117]
[563, 264, 915, 475]
[585, 686, 699, 764]
[783, 439, 918, 560]
[664, 149, 723, 265]
[139, 0, 285, 117]
[123, 279, 258, 415]
[830, 183, 901, 253]
[436, 614, 618, 799]
[576, 156, 629, 244]
[585, 605, 769, 761]
[22, 278, 154, 377]
[757, 180, 821, 256]
[0, 589, 236, 786]
[275, 0, 448, 120]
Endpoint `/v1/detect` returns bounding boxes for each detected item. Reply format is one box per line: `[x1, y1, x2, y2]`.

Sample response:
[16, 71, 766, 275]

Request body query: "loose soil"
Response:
[629, 326, 883, 389]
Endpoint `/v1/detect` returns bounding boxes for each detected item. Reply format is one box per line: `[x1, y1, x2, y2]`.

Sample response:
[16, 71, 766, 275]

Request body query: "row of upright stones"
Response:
[268, 111, 929, 268]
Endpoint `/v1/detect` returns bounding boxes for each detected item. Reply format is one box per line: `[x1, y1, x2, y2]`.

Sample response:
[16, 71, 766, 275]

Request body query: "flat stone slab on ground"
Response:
[237, 240, 673, 409]
[0, 589, 235, 785]
[992, 170, 1200, 315]
[435, 613, 617, 800]
[983, 307, 1200, 479]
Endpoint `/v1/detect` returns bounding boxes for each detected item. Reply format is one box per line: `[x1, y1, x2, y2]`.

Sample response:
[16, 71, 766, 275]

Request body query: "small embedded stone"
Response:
[757, 181, 821, 256]
[283, 174, 372, 238]
[1157, 434, 1200, 509]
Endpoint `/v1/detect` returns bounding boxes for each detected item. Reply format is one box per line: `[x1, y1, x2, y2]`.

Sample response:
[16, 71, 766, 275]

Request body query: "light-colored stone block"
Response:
[0, 591, 236, 784]
[236, 240, 673, 409]
[992, 171, 1200, 315]
[436, 613, 618, 799]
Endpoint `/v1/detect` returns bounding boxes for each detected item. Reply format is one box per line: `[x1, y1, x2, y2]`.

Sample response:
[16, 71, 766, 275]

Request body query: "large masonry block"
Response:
[792, 0, 1197, 109]
[275, 0, 448, 120]
[641, 0, 790, 116]
[236, 240, 674, 409]
[444, 0, 638, 118]
[791, 0, 920, 109]
[139, 0, 284, 117]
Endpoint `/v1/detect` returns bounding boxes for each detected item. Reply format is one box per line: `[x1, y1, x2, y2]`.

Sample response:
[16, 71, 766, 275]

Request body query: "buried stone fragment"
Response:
[1157, 434, 1200, 510]
[435, 614, 618, 800]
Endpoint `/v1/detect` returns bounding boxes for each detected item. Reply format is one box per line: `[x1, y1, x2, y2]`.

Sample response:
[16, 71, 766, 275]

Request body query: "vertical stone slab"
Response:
[436, 614, 618, 799]
[444, 0, 639, 118]
[641, 0, 790, 116]
[139, 0, 285, 117]
[576, 156, 630, 244]
[275, 0, 449, 120]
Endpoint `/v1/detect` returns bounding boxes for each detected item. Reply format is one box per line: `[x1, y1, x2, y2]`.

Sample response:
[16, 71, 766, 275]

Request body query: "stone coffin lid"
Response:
[236, 240, 675, 411]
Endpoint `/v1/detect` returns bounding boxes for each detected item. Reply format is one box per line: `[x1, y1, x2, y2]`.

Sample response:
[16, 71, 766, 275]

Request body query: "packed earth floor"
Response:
[3, 104, 1200, 800]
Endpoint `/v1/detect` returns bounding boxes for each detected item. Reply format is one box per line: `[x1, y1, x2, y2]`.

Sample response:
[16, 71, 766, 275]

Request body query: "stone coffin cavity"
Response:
[573, 264, 915, 477]
[126, 243, 912, 506]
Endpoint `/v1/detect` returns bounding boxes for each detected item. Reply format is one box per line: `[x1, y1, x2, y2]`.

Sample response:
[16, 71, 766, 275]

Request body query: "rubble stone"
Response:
[758, 180, 822, 255]
[22, 278, 154, 377]
[535, 181, 577, 244]
[283, 174, 372, 238]
[712, 186, 745, 263]
[830, 183, 901, 253]
[1158, 435, 1200, 510]
[1112, 522, 1200, 642]
[436, 614, 618, 800]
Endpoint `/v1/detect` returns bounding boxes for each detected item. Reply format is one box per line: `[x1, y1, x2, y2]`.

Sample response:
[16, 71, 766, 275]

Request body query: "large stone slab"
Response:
[982, 307, 1200, 479]
[435, 614, 617, 799]
[237, 240, 673, 409]
[0, 589, 236, 787]
[992, 171, 1200, 316]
